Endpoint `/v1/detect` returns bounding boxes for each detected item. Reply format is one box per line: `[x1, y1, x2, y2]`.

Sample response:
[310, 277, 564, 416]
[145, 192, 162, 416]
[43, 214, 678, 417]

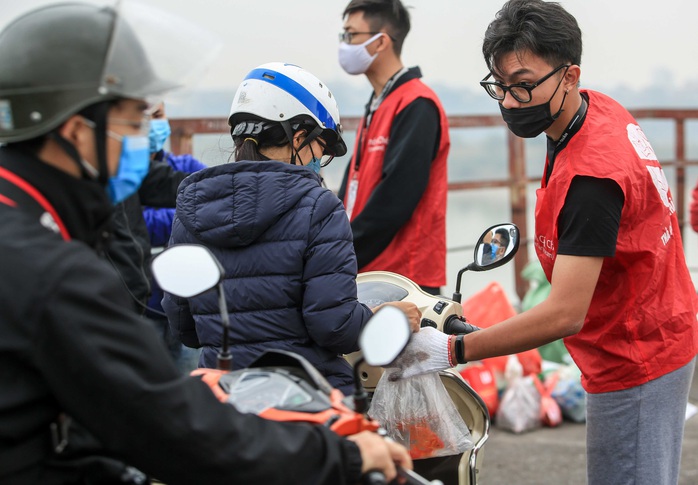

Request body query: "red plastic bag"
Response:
[533, 374, 562, 427]
[462, 282, 542, 376]
[459, 361, 499, 416]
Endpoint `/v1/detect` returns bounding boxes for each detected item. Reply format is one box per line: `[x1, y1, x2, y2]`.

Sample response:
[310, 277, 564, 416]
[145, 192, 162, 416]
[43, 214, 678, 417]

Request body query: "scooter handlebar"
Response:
[362, 470, 387, 485]
[362, 467, 444, 485]
[442, 316, 482, 335]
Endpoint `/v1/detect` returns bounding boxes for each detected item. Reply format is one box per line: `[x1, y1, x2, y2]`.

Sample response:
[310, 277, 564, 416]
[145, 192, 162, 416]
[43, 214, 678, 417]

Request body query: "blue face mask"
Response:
[148, 118, 171, 154]
[490, 242, 499, 259]
[306, 157, 322, 175]
[107, 134, 150, 204]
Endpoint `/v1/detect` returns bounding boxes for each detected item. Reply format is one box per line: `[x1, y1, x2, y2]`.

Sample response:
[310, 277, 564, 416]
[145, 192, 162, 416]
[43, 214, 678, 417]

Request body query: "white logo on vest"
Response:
[627, 123, 658, 161]
[646, 165, 675, 215]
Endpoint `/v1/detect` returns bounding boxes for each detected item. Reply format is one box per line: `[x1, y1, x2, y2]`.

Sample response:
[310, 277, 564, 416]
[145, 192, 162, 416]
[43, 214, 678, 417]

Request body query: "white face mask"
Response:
[338, 33, 383, 75]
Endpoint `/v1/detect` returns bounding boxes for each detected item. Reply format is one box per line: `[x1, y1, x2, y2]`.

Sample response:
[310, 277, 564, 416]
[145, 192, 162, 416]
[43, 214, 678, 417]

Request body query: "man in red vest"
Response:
[469, 1, 698, 483]
[391, 1, 698, 483]
[337, 0, 450, 295]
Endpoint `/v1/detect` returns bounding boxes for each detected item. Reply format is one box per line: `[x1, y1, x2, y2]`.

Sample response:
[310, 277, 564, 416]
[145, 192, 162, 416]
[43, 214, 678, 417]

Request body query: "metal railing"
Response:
[170, 109, 698, 300]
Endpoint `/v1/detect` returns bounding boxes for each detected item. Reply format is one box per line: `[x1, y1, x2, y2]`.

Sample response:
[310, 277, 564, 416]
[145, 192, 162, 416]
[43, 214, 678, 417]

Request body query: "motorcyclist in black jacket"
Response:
[0, 2, 411, 484]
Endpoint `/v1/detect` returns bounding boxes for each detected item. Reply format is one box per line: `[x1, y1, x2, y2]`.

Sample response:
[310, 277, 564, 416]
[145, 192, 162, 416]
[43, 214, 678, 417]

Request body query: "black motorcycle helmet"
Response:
[0, 2, 219, 180]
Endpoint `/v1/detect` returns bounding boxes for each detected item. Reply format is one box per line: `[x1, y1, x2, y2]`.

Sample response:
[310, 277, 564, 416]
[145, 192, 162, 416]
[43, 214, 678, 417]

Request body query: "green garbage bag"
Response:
[521, 260, 571, 365]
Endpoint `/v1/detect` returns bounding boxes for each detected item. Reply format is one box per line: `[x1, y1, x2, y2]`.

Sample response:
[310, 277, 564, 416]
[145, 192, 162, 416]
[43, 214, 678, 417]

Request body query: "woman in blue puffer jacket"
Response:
[162, 62, 420, 395]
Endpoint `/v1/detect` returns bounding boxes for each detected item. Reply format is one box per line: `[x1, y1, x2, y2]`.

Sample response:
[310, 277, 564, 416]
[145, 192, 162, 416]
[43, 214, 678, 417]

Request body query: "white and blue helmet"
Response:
[228, 62, 347, 157]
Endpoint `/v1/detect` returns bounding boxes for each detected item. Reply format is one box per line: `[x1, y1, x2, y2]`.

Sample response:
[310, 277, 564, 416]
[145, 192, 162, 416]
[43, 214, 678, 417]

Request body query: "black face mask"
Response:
[499, 77, 569, 138]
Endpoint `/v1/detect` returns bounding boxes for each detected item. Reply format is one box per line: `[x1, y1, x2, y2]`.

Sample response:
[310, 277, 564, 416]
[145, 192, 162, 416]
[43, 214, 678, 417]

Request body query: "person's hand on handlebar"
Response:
[372, 301, 421, 333]
[348, 431, 412, 483]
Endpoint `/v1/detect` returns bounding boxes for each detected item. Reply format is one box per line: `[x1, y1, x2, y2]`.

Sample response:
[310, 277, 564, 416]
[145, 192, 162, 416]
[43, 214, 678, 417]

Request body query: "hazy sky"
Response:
[127, 0, 696, 94]
[0, 0, 698, 112]
[3, 0, 696, 99]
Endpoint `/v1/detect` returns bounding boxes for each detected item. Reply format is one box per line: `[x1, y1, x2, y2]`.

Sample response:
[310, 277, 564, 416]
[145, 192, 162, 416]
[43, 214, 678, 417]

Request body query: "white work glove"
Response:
[384, 327, 452, 381]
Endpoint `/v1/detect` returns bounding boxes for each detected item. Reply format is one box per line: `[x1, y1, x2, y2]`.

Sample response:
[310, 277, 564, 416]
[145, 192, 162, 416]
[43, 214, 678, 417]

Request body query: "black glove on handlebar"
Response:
[443, 316, 481, 335]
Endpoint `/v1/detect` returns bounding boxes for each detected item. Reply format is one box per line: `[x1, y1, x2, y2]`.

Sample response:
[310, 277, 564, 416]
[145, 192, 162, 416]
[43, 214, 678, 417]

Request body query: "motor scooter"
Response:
[345, 223, 520, 485]
[151, 244, 441, 485]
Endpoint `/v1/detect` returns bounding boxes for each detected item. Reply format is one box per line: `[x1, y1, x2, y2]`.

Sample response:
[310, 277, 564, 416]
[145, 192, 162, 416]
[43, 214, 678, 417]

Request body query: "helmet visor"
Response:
[102, 0, 223, 101]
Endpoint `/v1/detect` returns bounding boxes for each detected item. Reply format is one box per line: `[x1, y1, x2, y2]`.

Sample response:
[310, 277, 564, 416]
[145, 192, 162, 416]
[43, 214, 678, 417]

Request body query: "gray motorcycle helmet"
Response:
[0, 2, 205, 143]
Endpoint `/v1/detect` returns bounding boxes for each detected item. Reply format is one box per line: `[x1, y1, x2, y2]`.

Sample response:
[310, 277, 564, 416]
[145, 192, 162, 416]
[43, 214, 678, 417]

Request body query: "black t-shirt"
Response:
[546, 93, 625, 257]
[557, 176, 624, 257]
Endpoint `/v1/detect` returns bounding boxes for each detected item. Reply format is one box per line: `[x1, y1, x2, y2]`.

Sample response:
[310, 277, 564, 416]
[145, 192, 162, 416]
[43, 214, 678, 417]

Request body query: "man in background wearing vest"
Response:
[337, 0, 450, 295]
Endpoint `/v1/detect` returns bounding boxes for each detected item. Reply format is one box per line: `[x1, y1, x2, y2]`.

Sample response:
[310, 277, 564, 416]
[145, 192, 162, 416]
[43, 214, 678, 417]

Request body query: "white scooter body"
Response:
[345, 223, 521, 485]
[347, 270, 464, 392]
[357, 271, 463, 333]
[346, 272, 487, 485]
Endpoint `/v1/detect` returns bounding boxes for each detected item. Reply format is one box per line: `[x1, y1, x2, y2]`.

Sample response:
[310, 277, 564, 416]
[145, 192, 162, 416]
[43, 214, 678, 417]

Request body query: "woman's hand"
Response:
[373, 301, 421, 333]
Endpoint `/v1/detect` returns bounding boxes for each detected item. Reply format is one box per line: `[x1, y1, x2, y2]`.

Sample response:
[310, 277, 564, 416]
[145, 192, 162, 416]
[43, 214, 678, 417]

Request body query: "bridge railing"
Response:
[170, 109, 698, 300]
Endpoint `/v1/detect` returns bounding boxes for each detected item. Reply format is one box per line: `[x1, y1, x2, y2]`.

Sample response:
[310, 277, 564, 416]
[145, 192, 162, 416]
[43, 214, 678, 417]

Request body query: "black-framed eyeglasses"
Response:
[338, 31, 394, 44]
[315, 138, 336, 167]
[480, 64, 570, 103]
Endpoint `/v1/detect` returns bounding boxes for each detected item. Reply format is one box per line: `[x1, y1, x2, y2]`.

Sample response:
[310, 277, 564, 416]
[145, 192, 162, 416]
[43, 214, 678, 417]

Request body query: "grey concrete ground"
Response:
[478, 362, 698, 484]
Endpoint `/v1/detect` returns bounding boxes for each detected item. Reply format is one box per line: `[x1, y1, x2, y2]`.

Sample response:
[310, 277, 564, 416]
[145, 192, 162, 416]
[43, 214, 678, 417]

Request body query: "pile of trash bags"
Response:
[458, 261, 586, 433]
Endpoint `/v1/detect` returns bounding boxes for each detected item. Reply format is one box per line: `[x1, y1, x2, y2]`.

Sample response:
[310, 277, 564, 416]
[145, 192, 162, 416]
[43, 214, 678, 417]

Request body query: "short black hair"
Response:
[495, 227, 511, 248]
[343, 0, 410, 56]
[482, 0, 582, 75]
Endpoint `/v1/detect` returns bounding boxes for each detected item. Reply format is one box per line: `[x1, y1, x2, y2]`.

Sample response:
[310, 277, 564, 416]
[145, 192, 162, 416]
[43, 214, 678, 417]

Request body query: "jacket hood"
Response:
[175, 161, 321, 248]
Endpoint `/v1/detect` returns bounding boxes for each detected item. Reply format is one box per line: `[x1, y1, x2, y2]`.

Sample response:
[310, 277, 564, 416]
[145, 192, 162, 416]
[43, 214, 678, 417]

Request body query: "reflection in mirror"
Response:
[474, 224, 519, 268]
[151, 244, 223, 298]
[359, 306, 411, 366]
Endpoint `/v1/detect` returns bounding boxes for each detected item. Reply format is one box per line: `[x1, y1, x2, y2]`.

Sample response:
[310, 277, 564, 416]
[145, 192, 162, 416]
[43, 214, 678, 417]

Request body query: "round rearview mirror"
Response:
[151, 244, 224, 298]
[473, 223, 520, 270]
[359, 306, 411, 366]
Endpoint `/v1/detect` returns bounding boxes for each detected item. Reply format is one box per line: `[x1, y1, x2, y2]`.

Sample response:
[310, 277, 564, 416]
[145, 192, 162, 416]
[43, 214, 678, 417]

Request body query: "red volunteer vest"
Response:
[535, 90, 698, 393]
[342, 79, 449, 287]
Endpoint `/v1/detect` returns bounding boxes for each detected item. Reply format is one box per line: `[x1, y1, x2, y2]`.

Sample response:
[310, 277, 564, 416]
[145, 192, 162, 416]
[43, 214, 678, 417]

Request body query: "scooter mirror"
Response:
[471, 223, 520, 271]
[151, 244, 224, 298]
[359, 306, 411, 366]
[452, 223, 520, 303]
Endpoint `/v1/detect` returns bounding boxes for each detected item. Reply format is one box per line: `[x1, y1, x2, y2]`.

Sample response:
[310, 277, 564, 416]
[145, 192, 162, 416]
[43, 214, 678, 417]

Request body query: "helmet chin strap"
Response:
[92, 102, 110, 186]
[51, 102, 111, 185]
[280, 121, 323, 165]
[49, 131, 94, 179]
[279, 121, 299, 165]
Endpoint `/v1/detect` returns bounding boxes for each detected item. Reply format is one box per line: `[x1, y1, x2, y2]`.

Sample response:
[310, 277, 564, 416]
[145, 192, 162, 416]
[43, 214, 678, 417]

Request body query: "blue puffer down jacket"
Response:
[162, 161, 373, 394]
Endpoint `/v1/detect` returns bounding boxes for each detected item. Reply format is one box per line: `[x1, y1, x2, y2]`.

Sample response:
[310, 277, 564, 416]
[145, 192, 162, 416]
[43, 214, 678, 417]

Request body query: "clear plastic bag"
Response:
[495, 375, 541, 433]
[495, 356, 541, 433]
[368, 371, 473, 459]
